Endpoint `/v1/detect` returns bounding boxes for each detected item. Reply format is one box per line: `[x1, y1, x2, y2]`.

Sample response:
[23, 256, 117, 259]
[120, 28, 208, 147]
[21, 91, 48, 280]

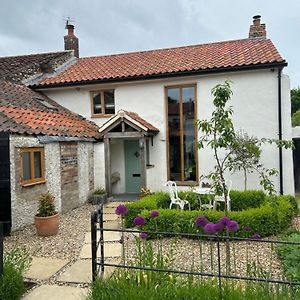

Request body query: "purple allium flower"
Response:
[219, 217, 231, 226]
[195, 216, 209, 228]
[243, 226, 251, 233]
[150, 210, 159, 218]
[213, 223, 224, 233]
[203, 223, 217, 234]
[115, 204, 128, 216]
[226, 220, 239, 232]
[133, 216, 146, 226]
[252, 233, 261, 240]
[140, 232, 148, 239]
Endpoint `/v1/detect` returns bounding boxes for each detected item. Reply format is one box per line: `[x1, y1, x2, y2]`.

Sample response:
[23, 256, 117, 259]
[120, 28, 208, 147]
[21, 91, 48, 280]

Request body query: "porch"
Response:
[99, 110, 159, 197]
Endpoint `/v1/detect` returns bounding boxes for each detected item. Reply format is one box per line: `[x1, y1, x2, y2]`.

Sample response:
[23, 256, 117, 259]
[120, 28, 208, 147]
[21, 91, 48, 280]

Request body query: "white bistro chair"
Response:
[166, 181, 190, 211]
[213, 180, 232, 211]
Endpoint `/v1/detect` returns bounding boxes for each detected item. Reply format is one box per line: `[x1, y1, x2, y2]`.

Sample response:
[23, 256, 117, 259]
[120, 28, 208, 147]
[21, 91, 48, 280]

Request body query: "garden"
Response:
[88, 81, 300, 299]
[88, 196, 300, 300]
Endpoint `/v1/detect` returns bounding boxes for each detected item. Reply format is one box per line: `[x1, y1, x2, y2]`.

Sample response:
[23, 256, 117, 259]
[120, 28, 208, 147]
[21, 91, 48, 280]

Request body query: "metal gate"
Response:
[0, 132, 11, 236]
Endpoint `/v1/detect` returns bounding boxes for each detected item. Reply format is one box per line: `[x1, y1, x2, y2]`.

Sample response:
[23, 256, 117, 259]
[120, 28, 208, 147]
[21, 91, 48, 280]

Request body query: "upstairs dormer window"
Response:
[91, 90, 115, 117]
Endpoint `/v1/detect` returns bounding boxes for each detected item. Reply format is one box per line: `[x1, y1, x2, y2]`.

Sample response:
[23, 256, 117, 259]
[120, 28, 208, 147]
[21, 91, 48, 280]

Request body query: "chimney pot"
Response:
[249, 15, 266, 39]
[64, 23, 79, 58]
[66, 24, 74, 36]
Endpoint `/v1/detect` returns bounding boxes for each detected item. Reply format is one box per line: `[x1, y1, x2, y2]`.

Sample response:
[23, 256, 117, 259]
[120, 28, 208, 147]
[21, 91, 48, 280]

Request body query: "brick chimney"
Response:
[249, 15, 266, 39]
[64, 23, 79, 58]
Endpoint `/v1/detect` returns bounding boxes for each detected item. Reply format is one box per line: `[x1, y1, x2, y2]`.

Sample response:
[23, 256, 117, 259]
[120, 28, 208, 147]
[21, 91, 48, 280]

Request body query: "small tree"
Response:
[226, 131, 261, 191]
[292, 109, 300, 127]
[226, 131, 281, 193]
[197, 81, 293, 212]
[291, 87, 300, 115]
[197, 80, 236, 213]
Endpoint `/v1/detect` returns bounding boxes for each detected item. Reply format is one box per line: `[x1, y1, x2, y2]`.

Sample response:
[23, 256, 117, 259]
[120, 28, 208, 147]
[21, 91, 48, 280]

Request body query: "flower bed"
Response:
[124, 191, 298, 237]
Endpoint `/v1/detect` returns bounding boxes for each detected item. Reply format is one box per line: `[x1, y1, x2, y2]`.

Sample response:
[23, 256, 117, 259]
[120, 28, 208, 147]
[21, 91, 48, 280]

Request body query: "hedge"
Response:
[125, 190, 268, 227]
[124, 192, 298, 238]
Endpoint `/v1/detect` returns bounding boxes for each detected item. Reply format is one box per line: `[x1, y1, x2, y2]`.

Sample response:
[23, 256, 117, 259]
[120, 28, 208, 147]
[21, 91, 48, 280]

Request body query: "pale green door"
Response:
[124, 140, 141, 193]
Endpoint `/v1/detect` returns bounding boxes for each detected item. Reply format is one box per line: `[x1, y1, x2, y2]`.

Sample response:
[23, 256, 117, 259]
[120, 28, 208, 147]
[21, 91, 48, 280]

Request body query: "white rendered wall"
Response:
[43, 69, 294, 195]
[94, 142, 105, 189]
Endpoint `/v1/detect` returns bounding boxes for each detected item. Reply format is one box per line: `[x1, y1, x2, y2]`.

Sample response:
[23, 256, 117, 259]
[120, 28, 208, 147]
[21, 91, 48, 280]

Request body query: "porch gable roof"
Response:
[99, 110, 159, 137]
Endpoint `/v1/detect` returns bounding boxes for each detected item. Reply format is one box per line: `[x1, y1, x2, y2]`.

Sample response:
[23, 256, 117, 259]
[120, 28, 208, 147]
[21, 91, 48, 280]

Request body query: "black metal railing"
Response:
[91, 208, 300, 291]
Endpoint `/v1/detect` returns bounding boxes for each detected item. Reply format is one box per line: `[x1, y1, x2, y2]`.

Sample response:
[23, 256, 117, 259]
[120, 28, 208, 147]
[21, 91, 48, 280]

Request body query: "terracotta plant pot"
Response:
[34, 213, 59, 237]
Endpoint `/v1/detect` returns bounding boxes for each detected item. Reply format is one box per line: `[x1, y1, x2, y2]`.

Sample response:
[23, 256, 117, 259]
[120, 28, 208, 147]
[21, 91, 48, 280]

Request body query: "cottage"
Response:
[0, 52, 100, 234]
[0, 16, 294, 234]
[32, 16, 293, 197]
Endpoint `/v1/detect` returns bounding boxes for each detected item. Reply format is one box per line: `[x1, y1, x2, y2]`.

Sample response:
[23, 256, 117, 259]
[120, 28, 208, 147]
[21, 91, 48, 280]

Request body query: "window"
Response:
[20, 147, 45, 186]
[91, 90, 115, 116]
[166, 84, 197, 183]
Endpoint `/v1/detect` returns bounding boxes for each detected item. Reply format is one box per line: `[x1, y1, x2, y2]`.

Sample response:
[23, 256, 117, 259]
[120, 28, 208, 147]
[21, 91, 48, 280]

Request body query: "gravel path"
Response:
[292, 215, 300, 231]
[4, 203, 99, 260]
[4, 204, 299, 283]
[123, 234, 284, 280]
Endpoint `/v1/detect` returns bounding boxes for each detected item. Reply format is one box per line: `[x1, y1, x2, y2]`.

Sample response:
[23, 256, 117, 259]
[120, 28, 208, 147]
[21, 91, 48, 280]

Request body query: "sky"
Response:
[0, 0, 299, 87]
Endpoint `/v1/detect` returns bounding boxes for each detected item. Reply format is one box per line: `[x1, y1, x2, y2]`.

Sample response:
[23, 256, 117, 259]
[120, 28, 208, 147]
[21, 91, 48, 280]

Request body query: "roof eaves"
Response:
[33, 61, 288, 90]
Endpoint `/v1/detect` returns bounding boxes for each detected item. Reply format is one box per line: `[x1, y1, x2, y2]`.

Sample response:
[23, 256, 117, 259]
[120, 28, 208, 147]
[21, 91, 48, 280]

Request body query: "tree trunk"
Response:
[244, 168, 247, 191]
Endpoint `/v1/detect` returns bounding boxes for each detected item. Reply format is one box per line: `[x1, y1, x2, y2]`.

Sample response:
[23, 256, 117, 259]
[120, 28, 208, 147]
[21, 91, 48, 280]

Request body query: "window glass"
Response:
[21, 148, 45, 186]
[104, 90, 115, 114]
[34, 151, 42, 178]
[93, 93, 102, 114]
[167, 86, 196, 182]
[22, 152, 31, 180]
[182, 87, 196, 181]
[168, 88, 181, 181]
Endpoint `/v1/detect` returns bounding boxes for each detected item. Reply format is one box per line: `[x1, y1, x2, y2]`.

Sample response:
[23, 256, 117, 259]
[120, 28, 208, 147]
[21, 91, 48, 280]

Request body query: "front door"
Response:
[0, 132, 11, 236]
[124, 140, 141, 193]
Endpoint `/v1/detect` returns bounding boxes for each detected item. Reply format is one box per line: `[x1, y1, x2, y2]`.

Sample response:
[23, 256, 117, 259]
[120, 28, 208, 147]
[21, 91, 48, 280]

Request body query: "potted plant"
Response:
[92, 187, 107, 205]
[34, 192, 59, 237]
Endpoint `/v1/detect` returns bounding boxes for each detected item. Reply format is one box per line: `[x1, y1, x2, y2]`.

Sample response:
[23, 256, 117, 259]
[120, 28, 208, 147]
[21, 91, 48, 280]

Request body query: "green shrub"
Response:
[0, 265, 25, 300]
[277, 231, 300, 283]
[230, 190, 266, 211]
[0, 245, 31, 300]
[124, 194, 297, 238]
[124, 194, 158, 227]
[36, 192, 56, 217]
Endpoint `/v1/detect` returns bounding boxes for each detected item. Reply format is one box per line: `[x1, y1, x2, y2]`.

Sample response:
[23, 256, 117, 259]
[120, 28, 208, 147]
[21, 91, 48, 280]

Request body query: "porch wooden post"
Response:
[139, 137, 146, 190]
[104, 137, 112, 196]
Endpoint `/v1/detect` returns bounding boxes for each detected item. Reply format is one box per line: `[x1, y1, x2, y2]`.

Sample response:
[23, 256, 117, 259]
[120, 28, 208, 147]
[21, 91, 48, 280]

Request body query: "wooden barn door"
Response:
[0, 132, 11, 235]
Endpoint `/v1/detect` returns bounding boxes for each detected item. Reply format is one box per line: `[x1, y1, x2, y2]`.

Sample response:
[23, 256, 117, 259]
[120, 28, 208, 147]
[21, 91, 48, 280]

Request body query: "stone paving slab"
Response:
[103, 207, 117, 214]
[25, 257, 69, 280]
[57, 259, 92, 283]
[105, 202, 122, 208]
[84, 231, 121, 243]
[79, 243, 122, 259]
[104, 220, 120, 229]
[57, 258, 119, 283]
[23, 284, 88, 300]
[104, 213, 119, 221]
[85, 219, 120, 231]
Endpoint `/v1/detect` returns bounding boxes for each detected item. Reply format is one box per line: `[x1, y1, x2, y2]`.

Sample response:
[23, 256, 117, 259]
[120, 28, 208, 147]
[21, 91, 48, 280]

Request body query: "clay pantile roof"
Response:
[35, 38, 285, 88]
[125, 111, 159, 132]
[0, 80, 100, 138]
[99, 110, 159, 135]
[0, 51, 73, 83]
